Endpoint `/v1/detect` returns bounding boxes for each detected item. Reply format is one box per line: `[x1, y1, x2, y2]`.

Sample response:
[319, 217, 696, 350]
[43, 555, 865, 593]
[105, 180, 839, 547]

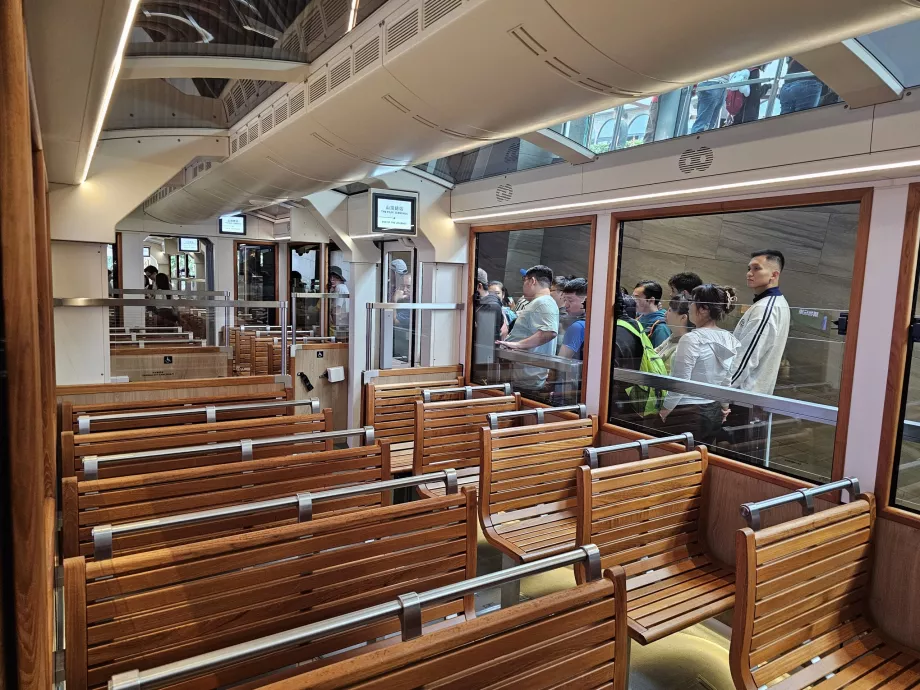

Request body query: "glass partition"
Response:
[609, 202, 862, 482]
[471, 222, 593, 404]
[236, 241, 279, 326]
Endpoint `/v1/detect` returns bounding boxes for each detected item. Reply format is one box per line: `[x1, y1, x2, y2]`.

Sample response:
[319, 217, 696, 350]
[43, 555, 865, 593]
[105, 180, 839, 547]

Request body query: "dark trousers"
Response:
[658, 403, 724, 446]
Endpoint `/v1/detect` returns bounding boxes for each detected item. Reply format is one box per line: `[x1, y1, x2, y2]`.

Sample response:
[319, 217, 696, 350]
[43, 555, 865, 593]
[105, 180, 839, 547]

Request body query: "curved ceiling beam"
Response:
[120, 54, 308, 81]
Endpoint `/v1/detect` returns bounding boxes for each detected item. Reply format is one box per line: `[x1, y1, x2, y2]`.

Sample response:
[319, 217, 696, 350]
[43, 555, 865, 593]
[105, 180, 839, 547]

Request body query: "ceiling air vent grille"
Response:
[249, 122, 259, 142]
[290, 88, 306, 114]
[308, 76, 327, 103]
[496, 184, 513, 202]
[275, 100, 289, 124]
[282, 31, 301, 54]
[321, 0, 348, 25]
[224, 94, 237, 118]
[231, 137, 238, 154]
[302, 10, 325, 45]
[413, 115, 438, 128]
[424, 0, 462, 28]
[504, 141, 521, 162]
[312, 132, 336, 148]
[231, 83, 246, 109]
[242, 79, 257, 99]
[261, 111, 274, 134]
[387, 9, 419, 53]
[442, 128, 491, 141]
[382, 94, 410, 113]
[238, 130, 248, 148]
[354, 36, 380, 74]
[678, 147, 714, 173]
[330, 58, 351, 90]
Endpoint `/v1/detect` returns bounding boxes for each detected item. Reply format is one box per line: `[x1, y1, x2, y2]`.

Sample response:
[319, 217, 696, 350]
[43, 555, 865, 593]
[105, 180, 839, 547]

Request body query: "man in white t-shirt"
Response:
[329, 265, 350, 342]
[496, 265, 559, 392]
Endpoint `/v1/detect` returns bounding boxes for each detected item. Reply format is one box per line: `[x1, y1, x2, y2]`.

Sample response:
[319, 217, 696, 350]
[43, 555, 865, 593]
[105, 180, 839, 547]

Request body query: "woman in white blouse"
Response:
[658, 284, 740, 443]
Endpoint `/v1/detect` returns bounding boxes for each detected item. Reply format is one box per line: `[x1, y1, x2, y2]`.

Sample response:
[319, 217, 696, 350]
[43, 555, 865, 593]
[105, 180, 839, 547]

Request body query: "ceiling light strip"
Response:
[79, 0, 142, 184]
[347, 0, 360, 31]
[451, 158, 920, 222]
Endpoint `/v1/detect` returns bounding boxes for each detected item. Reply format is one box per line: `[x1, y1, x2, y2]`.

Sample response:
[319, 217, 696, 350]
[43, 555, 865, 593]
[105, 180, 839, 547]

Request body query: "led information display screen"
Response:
[373, 194, 416, 235]
[179, 237, 200, 252]
[219, 215, 246, 235]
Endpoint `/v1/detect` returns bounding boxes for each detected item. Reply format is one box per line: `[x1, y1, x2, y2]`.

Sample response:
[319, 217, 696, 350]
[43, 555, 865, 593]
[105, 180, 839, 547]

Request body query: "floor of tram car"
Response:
[474, 538, 734, 689]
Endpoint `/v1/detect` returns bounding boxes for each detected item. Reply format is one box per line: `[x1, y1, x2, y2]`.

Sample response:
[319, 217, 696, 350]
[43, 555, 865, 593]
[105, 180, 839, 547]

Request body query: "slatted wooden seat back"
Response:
[575, 447, 734, 644]
[62, 389, 295, 434]
[64, 491, 477, 690]
[364, 377, 463, 472]
[253, 336, 273, 375]
[62, 409, 333, 479]
[480, 416, 597, 562]
[261, 567, 630, 690]
[61, 442, 391, 559]
[729, 494, 917, 690]
[413, 394, 520, 498]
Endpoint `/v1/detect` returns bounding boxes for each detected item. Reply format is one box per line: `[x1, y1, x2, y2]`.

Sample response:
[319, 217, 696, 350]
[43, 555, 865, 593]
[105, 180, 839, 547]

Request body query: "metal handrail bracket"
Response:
[487, 404, 587, 430]
[583, 433, 695, 468]
[739, 477, 861, 530]
[421, 383, 511, 403]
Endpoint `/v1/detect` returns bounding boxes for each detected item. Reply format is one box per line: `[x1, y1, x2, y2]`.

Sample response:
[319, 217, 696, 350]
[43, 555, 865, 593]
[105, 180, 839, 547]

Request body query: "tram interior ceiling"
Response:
[9, 0, 920, 688]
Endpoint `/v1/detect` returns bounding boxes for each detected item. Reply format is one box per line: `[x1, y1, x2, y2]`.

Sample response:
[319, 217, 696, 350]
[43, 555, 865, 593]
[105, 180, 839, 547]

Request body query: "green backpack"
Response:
[617, 319, 668, 416]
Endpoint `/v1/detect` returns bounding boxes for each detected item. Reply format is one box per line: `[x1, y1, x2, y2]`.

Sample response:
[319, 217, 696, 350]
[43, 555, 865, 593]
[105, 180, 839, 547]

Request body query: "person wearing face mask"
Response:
[655, 294, 695, 372]
[659, 284, 740, 443]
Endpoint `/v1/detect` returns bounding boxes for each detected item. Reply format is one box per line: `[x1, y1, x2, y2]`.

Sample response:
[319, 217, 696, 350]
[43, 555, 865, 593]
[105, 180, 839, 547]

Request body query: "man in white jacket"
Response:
[731, 250, 791, 395]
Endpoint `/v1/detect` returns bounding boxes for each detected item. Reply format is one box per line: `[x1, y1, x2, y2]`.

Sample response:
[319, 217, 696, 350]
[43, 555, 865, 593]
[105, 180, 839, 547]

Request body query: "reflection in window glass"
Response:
[471, 223, 592, 405]
[236, 242, 278, 326]
[609, 203, 861, 483]
[858, 19, 920, 89]
[893, 239, 920, 513]
[327, 245, 349, 343]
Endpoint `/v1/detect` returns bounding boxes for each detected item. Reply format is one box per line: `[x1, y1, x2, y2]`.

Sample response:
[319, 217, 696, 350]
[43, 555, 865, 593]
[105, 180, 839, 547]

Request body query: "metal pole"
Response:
[365, 304, 373, 371]
[764, 411, 773, 467]
[280, 303, 288, 376]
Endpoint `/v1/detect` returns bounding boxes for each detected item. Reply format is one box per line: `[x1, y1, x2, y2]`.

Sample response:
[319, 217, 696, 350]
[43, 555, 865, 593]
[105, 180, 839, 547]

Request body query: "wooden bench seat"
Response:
[65, 490, 478, 690]
[260, 567, 630, 690]
[731, 493, 920, 689]
[413, 395, 520, 498]
[62, 388, 295, 434]
[575, 447, 733, 644]
[365, 377, 463, 473]
[480, 417, 598, 564]
[62, 409, 333, 479]
[61, 441, 391, 559]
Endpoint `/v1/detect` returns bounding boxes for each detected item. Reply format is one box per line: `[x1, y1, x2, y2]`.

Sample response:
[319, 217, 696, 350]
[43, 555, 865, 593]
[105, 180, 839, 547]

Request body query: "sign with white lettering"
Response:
[219, 215, 246, 235]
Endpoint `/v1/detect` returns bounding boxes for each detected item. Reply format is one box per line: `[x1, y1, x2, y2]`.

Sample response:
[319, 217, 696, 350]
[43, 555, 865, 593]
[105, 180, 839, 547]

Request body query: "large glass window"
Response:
[236, 241, 278, 325]
[608, 202, 862, 483]
[471, 222, 593, 404]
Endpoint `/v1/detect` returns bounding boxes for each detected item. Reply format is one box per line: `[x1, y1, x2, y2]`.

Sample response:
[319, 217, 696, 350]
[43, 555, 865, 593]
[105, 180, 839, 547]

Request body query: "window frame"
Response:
[876, 183, 920, 529]
[598, 189, 874, 489]
[465, 215, 598, 407]
[233, 239, 281, 326]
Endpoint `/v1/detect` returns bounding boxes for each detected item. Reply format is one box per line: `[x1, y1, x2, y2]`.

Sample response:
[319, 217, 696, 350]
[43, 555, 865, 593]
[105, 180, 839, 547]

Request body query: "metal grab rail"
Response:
[584, 433, 696, 467]
[107, 544, 601, 690]
[110, 339, 208, 347]
[421, 383, 512, 403]
[110, 289, 229, 297]
[365, 303, 465, 370]
[81, 426, 374, 481]
[76, 399, 320, 434]
[54, 298, 285, 308]
[91, 469, 460, 560]
[739, 477, 861, 530]
[487, 404, 587, 430]
[612, 368, 837, 425]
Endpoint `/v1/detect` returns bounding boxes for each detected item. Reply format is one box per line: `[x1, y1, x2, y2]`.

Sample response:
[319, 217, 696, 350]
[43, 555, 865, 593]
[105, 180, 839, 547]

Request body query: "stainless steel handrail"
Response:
[110, 339, 208, 347]
[739, 477, 861, 530]
[421, 383, 512, 403]
[487, 404, 587, 430]
[55, 298, 286, 309]
[613, 369, 837, 425]
[76, 399, 320, 434]
[111, 289, 229, 297]
[495, 348, 583, 375]
[107, 545, 601, 690]
[91, 469, 460, 560]
[584, 433, 696, 467]
[81, 426, 373, 481]
[291, 292, 349, 299]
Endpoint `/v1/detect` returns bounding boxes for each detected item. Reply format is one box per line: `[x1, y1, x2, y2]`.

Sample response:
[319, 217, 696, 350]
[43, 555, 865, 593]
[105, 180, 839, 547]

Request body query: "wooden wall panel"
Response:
[33, 150, 55, 500]
[870, 516, 920, 649]
[0, 0, 52, 686]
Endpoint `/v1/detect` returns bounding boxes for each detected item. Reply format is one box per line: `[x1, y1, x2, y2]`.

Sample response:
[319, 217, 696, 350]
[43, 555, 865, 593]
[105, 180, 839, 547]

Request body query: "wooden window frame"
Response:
[876, 183, 920, 530]
[597, 188, 874, 489]
[465, 215, 598, 405]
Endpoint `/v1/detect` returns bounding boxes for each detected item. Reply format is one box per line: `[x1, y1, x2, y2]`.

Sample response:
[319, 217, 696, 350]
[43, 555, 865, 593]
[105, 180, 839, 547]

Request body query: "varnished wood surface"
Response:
[57, 375, 286, 398]
[871, 513, 920, 649]
[1, 0, 52, 685]
[259, 567, 630, 690]
[64, 491, 478, 690]
[62, 442, 392, 559]
[876, 184, 920, 509]
[33, 150, 55, 501]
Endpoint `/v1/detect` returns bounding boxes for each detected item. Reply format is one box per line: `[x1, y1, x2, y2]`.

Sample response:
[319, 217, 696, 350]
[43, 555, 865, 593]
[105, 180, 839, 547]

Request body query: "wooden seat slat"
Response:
[413, 395, 519, 499]
[731, 493, 920, 690]
[255, 568, 629, 690]
[61, 443, 391, 558]
[480, 417, 596, 563]
[65, 491, 478, 690]
[577, 447, 734, 645]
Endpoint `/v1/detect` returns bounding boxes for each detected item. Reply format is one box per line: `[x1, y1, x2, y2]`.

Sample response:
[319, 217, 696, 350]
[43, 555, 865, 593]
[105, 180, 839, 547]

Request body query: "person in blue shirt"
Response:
[558, 278, 588, 360]
[632, 280, 671, 348]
